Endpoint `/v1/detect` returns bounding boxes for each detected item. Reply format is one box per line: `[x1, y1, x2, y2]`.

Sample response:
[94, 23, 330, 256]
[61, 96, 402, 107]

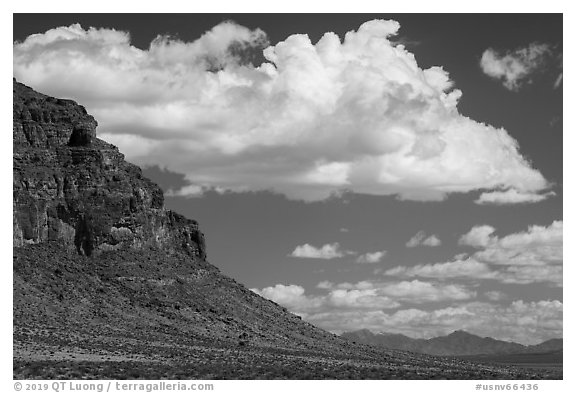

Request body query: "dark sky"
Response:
[13, 14, 563, 343]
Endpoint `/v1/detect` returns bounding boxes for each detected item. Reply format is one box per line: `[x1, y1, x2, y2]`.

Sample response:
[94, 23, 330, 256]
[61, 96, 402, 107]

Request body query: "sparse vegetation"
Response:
[13, 242, 562, 380]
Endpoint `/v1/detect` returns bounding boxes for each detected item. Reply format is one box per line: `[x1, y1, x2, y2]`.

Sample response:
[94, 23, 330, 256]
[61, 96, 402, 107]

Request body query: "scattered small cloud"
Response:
[329, 281, 374, 290]
[289, 242, 348, 259]
[326, 289, 401, 309]
[252, 283, 562, 345]
[475, 188, 555, 205]
[480, 43, 553, 91]
[356, 250, 387, 264]
[306, 300, 562, 345]
[251, 282, 400, 314]
[388, 221, 562, 286]
[254, 279, 475, 316]
[459, 225, 496, 248]
[406, 231, 442, 248]
[386, 258, 496, 280]
[377, 280, 476, 303]
[316, 280, 334, 289]
[251, 284, 322, 312]
[468, 221, 562, 267]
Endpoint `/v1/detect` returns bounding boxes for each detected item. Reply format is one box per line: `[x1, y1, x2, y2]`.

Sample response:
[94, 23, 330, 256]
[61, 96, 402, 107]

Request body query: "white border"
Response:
[3, 2, 572, 392]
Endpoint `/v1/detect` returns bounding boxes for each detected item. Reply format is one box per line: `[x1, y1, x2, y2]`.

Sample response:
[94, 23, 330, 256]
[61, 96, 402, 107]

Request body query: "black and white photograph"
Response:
[9, 6, 568, 387]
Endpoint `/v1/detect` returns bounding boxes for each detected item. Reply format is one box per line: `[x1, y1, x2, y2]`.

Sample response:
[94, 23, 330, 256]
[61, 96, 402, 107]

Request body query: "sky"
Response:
[12, 13, 563, 345]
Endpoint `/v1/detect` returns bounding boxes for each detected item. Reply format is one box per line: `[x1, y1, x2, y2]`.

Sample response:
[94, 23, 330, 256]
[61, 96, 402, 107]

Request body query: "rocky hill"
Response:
[12, 79, 561, 379]
[13, 79, 206, 259]
[341, 329, 563, 356]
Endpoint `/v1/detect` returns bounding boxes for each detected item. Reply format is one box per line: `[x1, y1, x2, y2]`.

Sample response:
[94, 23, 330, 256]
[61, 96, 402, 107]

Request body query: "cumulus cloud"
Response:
[329, 281, 375, 290]
[475, 189, 556, 205]
[327, 289, 401, 309]
[251, 282, 400, 316]
[356, 250, 387, 264]
[480, 43, 552, 91]
[13, 20, 549, 202]
[388, 221, 562, 286]
[406, 231, 441, 247]
[459, 225, 496, 248]
[387, 259, 562, 286]
[386, 258, 496, 280]
[253, 279, 561, 344]
[376, 280, 475, 303]
[251, 284, 323, 313]
[289, 242, 348, 259]
[461, 221, 562, 266]
[316, 280, 334, 289]
[307, 300, 562, 345]
[254, 279, 475, 317]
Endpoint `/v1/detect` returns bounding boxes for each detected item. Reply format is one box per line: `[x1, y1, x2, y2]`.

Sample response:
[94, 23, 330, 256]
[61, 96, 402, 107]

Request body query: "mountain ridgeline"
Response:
[12, 80, 561, 379]
[341, 329, 563, 357]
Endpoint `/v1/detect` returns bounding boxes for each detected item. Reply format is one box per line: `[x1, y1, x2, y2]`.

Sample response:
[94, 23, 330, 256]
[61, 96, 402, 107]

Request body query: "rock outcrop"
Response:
[13, 79, 206, 258]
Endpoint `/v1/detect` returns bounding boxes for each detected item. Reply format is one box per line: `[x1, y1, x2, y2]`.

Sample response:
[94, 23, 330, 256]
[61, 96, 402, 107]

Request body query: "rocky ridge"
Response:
[13, 79, 205, 258]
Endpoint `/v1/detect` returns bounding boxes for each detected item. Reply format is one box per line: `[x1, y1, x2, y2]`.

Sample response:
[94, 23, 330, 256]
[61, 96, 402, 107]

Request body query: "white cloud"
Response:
[500, 265, 562, 285]
[459, 225, 496, 248]
[386, 258, 496, 280]
[422, 235, 441, 247]
[463, 221, 562, 266]
[254, 279, 475, 316]
[330, 281, 374, 290]
[290, 242, 347, 259]
[406, 231, 442, 248]
[389, 221, 562, 286]
[480, 43, 552, 91]
[253, 280, 561, 344]
[251, 282, 400, 317]
[386, 258, 562, 287]
[356, 250, 387, 264]
[13, 20, 549, 202]
[475, 188, 555, 205]
[251, 284, 322, 313]
[307, 300, 562, 345]
[376, 280, 475, 303]
[483, 291, 508, 302]
[316, 280, 334, 289]
[327, 289, 400, 309]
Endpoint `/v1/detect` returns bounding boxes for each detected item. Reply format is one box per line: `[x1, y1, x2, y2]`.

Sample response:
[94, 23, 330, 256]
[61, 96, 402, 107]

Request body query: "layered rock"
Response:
[13, 79, 206, 258]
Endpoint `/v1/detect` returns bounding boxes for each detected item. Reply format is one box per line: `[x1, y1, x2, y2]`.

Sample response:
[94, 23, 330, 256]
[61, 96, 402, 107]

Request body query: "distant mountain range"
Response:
[341, 329, 563, 357]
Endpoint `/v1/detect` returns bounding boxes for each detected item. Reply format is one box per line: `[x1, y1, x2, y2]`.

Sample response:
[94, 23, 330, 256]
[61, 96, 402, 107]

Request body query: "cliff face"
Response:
[13, 79, 206, 258]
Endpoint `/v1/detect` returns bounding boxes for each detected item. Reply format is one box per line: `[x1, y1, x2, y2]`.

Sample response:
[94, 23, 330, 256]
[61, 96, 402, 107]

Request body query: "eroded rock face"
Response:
[13, 79, 206, 259]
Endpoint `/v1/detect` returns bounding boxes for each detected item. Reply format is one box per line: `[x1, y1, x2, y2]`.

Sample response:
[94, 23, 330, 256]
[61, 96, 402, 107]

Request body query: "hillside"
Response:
[12, 79, 561, 379]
